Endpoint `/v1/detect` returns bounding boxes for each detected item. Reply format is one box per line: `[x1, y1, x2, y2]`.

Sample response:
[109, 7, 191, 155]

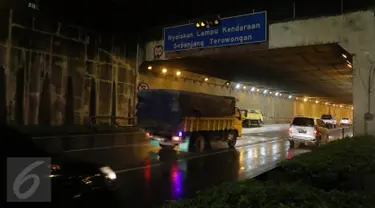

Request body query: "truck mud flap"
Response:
[178, 137, 190, 152]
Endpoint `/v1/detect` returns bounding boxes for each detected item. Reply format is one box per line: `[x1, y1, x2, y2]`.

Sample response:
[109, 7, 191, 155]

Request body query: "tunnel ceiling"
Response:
[142, 43, 353, 105]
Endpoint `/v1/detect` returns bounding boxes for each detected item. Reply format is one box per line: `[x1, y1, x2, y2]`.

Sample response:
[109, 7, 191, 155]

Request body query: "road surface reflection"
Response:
[111, 139, 309, 207]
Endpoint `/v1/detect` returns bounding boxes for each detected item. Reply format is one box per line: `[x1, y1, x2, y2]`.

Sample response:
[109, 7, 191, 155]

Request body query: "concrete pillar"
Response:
[353, 54, 375, 136]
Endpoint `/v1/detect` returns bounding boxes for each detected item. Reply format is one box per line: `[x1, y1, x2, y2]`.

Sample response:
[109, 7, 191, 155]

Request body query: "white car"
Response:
[321, 114, 337, 128]
[340, 118, 352, 126]
[288, 116, 329, 147]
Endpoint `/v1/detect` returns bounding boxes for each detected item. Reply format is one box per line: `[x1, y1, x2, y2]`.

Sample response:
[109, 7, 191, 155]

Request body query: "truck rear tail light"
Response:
[172, 136, 181, 141]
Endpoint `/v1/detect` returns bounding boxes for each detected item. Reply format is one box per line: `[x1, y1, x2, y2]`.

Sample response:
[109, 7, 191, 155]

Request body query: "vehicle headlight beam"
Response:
[100, 166, 117, 180]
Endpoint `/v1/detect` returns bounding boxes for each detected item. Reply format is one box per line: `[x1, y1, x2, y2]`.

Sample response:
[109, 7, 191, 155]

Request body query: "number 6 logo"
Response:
[13, 161, 45, 199]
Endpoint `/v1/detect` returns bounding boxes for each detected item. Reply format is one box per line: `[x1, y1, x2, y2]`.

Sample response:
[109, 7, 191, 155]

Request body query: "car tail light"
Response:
[313, 125, 319, 135]
[146, 132, 151, 138]
[172, 136, 181, 141]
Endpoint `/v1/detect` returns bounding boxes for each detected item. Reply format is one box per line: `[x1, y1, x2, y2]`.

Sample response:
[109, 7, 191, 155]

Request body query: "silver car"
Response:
[288, 116, 329, 147]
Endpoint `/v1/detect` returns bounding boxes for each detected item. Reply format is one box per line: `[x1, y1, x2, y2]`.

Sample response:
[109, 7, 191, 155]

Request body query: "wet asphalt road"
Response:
[111, 140, 309, 208]
[64, 124, 311, 207]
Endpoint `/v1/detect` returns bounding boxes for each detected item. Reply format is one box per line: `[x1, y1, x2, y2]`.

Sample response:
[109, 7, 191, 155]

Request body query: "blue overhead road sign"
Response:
[163, 11, 267, 52]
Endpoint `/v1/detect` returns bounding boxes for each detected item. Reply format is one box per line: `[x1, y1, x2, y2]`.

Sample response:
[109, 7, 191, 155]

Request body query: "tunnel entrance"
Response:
[141, 43, 353, 105]
[138, 11, 354, 124]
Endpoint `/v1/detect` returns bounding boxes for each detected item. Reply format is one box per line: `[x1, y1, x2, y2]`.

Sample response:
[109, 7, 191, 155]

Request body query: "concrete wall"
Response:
[143, 11, 373, 135]
[0, 9, 136, 125]
[139, 71, 352, 123]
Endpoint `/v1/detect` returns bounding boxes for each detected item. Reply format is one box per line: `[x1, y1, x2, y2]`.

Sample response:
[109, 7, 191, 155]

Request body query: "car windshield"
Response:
[321, 114, 332, 119]
[249, 110, 257, 113]
[292, 117, 315, 127]
[342, 118, 349, 120]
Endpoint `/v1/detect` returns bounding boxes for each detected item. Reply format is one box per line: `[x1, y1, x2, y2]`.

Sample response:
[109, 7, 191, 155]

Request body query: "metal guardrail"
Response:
[328, 126, 353, 139]
[30, 116, 140, 153]
[32, 131, 147, 154]
[89, 116, 136, 128]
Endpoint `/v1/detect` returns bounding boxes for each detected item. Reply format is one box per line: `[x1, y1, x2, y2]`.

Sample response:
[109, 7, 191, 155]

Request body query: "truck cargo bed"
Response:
[136, 89, 236, 130]
[182, 117, 235, 132]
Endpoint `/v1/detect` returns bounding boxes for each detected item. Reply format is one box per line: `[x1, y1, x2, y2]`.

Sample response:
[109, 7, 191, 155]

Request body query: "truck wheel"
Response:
[227, 132, 237, 148]
[257, 120, 261, 127]
[194, 135, 205, 153]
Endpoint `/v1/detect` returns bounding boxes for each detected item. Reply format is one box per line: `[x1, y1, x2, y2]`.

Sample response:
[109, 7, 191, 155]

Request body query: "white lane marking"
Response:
[115, 138, 285, 174]
[242, 124, 289, 134]
[236, 138, 284, 148]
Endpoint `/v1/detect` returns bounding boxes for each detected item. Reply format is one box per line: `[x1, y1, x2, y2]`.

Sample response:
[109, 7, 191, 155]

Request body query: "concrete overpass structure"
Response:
[0, 6, 373, 137]
[139, 10, 375, 136]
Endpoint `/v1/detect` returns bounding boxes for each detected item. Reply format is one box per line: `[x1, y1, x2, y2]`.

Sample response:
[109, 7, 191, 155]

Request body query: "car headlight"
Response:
[100, 166, 117, 180]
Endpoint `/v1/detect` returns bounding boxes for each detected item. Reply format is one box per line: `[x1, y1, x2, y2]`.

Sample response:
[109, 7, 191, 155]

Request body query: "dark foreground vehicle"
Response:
[2, 125, 118, 208]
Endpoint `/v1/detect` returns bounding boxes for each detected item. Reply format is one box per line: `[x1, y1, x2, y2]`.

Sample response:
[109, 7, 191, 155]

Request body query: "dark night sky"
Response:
[29, 0, 374, 36]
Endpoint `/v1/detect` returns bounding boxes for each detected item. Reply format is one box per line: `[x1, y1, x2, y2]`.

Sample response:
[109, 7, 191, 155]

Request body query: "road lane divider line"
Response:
[115, 138, 287, 174]
[235, 138, 285, 148]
